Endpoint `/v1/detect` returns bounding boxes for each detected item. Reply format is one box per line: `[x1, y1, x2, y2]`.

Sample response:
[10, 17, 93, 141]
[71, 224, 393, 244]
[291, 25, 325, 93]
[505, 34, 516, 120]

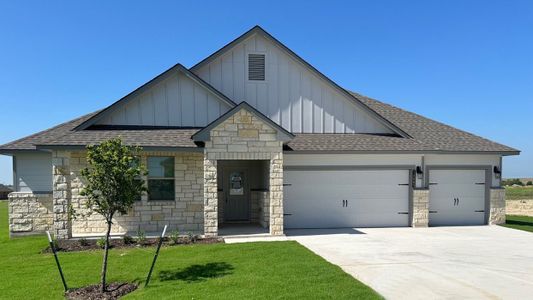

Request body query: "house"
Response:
[0, 26, 519, 239]
[0, 185, 13, 200]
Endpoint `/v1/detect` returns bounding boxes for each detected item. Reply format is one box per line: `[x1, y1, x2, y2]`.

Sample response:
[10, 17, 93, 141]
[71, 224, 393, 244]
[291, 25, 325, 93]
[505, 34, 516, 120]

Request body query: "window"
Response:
[147, 156, 175, 201]
[248, 53, 266, 81]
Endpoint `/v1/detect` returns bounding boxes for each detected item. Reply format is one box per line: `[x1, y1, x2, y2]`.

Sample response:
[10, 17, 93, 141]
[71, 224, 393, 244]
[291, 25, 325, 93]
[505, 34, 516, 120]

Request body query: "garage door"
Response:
[429, 169, 486, 226]
[284, 169, 410, 228]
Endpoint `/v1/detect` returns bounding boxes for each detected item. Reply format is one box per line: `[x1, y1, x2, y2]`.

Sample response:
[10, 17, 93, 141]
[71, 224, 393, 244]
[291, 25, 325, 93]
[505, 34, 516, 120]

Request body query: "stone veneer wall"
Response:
[8, 192, 53, 236]
[412, 189, 429, 227]
[66, 151, 204, 236]
[489, 188, 506, 225]
[203, 108, 284, 236]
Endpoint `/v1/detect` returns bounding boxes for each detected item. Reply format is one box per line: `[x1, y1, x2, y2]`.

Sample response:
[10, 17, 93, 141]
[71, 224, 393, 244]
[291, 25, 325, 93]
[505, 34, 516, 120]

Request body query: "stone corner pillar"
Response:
[489, 188, 506, 225]
[203, 157, 218, 237]
[52, 151, 72, 239]
[412, 188, 429, 228]
[269, 153, 284, 236]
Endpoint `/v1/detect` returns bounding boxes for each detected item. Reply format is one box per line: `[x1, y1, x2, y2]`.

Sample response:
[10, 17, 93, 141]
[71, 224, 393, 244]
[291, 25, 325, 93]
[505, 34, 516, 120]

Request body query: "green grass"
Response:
[0, 201, 380, 299]
[502, 215, 533, 233]
[505, 186, 533, 200]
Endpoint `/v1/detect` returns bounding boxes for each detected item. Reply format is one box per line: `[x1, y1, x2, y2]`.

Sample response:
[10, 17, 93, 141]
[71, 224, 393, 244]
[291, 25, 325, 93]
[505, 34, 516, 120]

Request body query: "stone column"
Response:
[489, 188, 506, 225]
[412, 188, 429, 227]
[203, 157, 218, 237]
[269, 153, 284, 235]
[52, 150, 72, 239]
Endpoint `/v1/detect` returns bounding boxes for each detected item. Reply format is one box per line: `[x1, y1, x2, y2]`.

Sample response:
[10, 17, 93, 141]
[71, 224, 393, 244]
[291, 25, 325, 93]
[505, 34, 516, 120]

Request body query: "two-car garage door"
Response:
[284, 169, 410, 229]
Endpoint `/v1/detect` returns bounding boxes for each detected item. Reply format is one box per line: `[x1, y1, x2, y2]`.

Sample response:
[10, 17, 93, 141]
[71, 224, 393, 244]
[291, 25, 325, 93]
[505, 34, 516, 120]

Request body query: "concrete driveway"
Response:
[287, 226, 533, 299]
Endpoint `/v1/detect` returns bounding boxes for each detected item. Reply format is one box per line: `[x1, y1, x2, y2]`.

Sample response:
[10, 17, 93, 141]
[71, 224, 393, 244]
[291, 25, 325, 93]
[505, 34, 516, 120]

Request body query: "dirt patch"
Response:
[42, 237, 223, 253]
[65, 282, 137, 300]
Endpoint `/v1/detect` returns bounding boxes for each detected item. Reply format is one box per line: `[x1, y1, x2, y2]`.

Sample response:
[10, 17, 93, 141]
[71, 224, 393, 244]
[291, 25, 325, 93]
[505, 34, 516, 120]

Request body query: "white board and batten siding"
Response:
[193, 33, 394, 134]
[15, 152, 52, 193]
[97, 72, 231, 127]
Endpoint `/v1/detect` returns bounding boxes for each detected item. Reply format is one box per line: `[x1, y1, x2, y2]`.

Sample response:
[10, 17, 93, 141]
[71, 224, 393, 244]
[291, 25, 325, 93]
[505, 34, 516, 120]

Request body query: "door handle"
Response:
[346, 200, 348, 207]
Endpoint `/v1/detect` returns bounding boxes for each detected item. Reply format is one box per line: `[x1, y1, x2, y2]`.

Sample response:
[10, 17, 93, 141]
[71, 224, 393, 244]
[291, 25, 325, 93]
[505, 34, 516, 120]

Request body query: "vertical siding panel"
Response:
[301, 73, 313, 132]
[194, 83, 208, 125]
[210, 59, 223, 92]
[180, 77, 195, 125]
[256, 83, 268, 114]
[343, 101, 355, 133]
[255, 35, 267, 52]
[207, 94, 221, 123]
[153, 82, 168, 126]
[312, 80, 323, 133]
[221, 52, 234, 98]
[268, 46, 280, 123]
[140, 93, 154, 125]
[323, 90, 332, 133]
[334, 94, 344, 133]
[245, 83, 257, 107]
[196, 66, 209, 82]
[279, 52, 290, 130]
[126, 98, 141, 125]
[167, 75, 180, 125]
[233, 44, 245, 102]
[290, 63, 301, 132]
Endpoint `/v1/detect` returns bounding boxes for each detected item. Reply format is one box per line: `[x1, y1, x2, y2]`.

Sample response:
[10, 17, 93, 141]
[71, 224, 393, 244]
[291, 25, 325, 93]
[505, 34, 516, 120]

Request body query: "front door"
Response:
[224, 169, 249, 221]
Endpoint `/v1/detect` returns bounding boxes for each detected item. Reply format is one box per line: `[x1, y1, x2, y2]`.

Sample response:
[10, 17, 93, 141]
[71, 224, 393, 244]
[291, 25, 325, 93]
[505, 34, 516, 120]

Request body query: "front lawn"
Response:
[0, 201, 380, 299]
[502, 215, 533, 233]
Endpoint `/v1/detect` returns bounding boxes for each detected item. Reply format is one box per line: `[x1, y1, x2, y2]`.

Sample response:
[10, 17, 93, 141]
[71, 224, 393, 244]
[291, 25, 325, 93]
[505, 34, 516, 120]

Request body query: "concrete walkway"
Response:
[286, 226, 533, 299]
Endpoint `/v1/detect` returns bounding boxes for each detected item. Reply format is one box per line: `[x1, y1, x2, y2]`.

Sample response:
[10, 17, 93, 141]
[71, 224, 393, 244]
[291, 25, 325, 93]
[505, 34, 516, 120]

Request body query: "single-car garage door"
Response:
[429, 169, 487, 226]
[284, 169, 410, 228]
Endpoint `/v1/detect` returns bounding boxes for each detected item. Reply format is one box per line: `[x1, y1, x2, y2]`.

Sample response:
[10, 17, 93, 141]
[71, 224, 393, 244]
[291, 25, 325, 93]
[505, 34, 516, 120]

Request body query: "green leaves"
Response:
[79, 138, 146, 222]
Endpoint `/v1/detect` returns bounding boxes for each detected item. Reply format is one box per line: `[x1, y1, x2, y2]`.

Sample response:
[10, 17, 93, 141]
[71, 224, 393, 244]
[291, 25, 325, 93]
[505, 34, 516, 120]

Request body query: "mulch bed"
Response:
[65, 282, 137, 300]
[42, 237, 223, 253]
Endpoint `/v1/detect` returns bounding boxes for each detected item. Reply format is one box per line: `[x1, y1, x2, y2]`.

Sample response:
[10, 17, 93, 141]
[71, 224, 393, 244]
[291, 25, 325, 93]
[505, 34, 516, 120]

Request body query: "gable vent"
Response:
[248, 53, 265, 81]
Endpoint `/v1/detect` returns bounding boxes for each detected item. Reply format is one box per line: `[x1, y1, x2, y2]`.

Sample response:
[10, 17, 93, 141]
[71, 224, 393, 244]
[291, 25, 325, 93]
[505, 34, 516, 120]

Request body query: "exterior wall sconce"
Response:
[494, 166, 501, 179]
[416, 166, 424, 179]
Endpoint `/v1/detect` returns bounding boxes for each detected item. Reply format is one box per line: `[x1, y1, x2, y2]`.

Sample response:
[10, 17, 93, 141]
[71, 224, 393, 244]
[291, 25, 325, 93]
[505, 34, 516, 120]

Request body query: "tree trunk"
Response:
[101, 219, 113, 293]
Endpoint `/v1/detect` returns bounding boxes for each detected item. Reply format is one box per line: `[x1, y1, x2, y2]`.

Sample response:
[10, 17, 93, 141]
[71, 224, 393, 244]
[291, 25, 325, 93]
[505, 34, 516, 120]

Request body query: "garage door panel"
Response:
[284, 169, 410, 229]
[429, 169, 486, 226]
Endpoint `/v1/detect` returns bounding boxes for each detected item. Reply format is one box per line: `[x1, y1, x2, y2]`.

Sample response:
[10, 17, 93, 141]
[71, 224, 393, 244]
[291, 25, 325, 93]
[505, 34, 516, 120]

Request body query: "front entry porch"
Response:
[197, 103, 291, 237]
[217, 160, 270, 233]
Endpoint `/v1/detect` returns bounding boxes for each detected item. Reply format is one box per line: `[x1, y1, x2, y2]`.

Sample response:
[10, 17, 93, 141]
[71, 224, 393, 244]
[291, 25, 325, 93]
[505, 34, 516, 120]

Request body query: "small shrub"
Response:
[169, 229, 180, 245]
[187, 232, 197, 243]
[96, 237, 106, 249]
[78, 238, 89, 247]
[136, 229, 147, 245]
[123, 235, 134, 245]
[527, 181, 532, 186]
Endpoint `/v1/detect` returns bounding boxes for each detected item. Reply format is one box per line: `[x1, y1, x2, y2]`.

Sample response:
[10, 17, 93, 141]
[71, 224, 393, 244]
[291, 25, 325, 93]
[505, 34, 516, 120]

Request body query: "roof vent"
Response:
[248, 53, 265, 81]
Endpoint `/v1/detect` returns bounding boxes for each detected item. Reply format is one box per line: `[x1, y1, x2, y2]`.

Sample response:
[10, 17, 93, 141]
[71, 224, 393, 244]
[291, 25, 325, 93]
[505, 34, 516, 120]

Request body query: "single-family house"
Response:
[0, 26, 519, 238]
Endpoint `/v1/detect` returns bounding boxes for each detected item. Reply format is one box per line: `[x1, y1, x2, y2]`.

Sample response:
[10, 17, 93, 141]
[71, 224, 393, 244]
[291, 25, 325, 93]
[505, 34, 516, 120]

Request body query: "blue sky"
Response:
[0, 0, 532, 184]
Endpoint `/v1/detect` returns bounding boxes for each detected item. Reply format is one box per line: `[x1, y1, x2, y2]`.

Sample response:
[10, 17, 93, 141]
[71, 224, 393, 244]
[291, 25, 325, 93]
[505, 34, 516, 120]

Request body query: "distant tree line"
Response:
[502, 178, 533, 186]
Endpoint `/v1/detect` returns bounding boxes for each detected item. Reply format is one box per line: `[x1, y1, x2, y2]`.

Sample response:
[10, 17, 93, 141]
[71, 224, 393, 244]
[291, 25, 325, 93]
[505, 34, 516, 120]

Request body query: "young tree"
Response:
[79, 138, 146, 292]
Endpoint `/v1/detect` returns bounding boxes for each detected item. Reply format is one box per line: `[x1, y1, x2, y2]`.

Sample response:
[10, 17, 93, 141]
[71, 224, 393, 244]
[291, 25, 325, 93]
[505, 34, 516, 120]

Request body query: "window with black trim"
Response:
[248, 53, 266, 81]
[147, 156, 175, 201]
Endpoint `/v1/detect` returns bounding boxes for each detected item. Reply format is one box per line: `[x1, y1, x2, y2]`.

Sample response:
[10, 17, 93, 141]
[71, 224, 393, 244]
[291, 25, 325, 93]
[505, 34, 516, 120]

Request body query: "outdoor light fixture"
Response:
[416, 166, 424, 179]
[494, 166, 501, 179]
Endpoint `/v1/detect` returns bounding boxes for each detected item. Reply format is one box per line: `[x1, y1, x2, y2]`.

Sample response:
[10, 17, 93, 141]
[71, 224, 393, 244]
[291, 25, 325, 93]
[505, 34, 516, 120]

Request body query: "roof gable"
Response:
[191, 26, 410, 137]
[75, 64, 237, 130]
[192, 101, 295, 142]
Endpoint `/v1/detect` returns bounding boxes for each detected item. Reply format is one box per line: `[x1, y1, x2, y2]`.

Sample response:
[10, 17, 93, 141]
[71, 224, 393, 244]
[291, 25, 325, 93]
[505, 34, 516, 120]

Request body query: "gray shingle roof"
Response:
[0, 91, 519, 155]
